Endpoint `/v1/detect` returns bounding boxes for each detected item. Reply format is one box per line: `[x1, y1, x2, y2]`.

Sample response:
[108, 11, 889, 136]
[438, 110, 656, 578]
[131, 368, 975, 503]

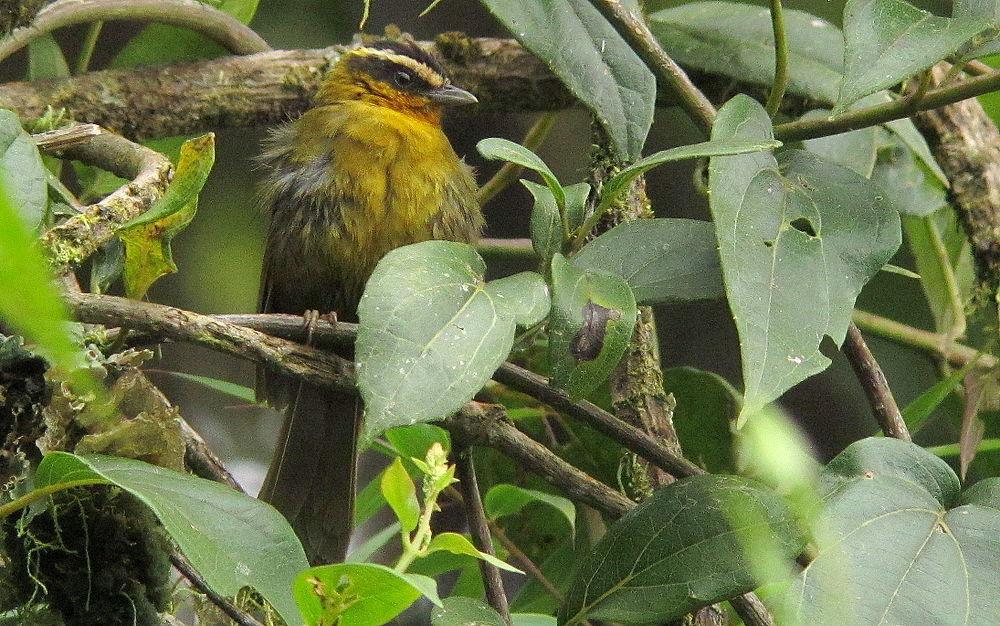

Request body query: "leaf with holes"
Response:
[572, 219, 725, 305]
[356, 242, 550, 444]
[548, 253, 637, 399]
[838, 0, 992, 109]
[559, 474, 805, 625]
[650, 2, 845, 104]
[479, 0, 654, 159]
[117, 133, 215, 299]
[788, 438, 1000, 625]
[709, 96, 900, 424]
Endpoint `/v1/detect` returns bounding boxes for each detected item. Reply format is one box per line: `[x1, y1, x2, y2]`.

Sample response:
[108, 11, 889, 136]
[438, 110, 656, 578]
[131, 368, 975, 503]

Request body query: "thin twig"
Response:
[74, 20, 102, 75]
[0, 0, 270, 66]
[454, 446, 511, 625]
[591, 0, 717, 133]
[32, 123, 101, 151]
[851, 310, 995, 369]
[178, 418, 245, 493]
[764, 0, 788, 116]
[489, 523, 563, 602]
[170, 552, 263, 626]
[842, 322, 911, 441]
[478, 111, 558, 206]
[730, 594, 776, 626]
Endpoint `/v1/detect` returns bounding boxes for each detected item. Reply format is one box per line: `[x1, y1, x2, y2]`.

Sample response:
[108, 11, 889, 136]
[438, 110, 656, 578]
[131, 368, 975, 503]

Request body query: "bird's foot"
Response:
[319, 311, 339, 327]
[302, 309, 321, 345]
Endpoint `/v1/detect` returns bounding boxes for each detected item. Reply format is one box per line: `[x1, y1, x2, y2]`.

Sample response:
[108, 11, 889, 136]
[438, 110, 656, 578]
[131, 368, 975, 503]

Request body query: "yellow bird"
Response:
[256, 39, 483, 564]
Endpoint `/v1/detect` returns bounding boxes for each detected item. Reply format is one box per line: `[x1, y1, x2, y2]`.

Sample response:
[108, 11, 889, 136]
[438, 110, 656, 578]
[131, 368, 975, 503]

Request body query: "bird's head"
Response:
[317, 39, 478, 123]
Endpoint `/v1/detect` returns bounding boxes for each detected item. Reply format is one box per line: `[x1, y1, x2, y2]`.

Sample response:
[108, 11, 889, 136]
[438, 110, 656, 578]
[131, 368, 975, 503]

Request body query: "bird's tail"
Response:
[258, 377, 359, 565]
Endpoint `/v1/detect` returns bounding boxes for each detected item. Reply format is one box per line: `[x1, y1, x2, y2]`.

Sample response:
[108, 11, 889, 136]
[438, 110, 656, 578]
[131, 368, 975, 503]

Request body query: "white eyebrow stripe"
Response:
[353, 47, 446, 88]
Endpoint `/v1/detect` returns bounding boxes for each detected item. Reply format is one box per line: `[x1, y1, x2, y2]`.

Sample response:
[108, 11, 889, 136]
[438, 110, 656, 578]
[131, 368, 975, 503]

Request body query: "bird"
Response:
[255, 39, 484, 565]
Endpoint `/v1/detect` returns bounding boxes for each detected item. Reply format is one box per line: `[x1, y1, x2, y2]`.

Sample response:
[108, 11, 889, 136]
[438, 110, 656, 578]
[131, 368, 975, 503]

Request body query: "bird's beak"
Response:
[428, 84, 478, 106]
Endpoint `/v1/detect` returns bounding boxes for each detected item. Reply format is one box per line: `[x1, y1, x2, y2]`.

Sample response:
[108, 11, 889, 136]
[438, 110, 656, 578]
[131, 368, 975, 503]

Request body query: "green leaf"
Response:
[0, 109, 48, 227]
[354, 470, 387, 527]
[900, 357, 981, 432]
[562, 182, 591, 234]
[871, 132, 948, 217]
[425, 532, 524, 574]
[903, 209, 974, 335]
[513, 615, 558, 626]
[347, 521, 401, 564]
[954, 0, 1000, 58]
[559, 474, 805, 625]
[650, 2, 846, 104]
[385, 424, 452, 478]
[838, 0, 992, 109]
[572, 219, 724, 304]
[599, 138, 783, 213]
[479, 139, 565, 209]
[0, 172, 89, 388]
[800, 112, 879, 177]
[665, 367, 741, 473]
[381, 458, 420, 532]
[154, 370, 256, 403]
[525, 180, 564, 263]
[880, 101, 949, 185]
[34, 452, 307, 625]
[708, 96, 901, 423]
[483, 484, 575, 534]
[28, 34, 70, 81]
[548, 253, 637, 399]
[356, 241, 550, 444]
[294, 562, 441, 626]
[113, 0, 260, 66]
[431, 597, 504, 626]
[479, 0, 654, 159]
[789, 438, 1000, 625]
[118, 133, 215, 299]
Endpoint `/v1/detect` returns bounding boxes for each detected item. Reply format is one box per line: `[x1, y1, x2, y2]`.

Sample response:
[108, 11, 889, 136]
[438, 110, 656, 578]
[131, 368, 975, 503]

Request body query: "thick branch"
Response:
[915, 65, 1000, 294]
[170, 552, 263, 626]
[0, 0, 269, 66]
[68, 292, 356, 393]
[39, 127, 172, 270]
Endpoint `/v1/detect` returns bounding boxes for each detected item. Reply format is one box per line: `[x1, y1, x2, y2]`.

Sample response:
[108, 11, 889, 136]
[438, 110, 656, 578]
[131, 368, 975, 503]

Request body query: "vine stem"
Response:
[591, 0, 717, 134]
[0, 0, 270, 66]
[773, 69, 1000, 141]
[74, 19, 102, 75]
[0, 478, 106, 519]
[851, 309, 995, 368]
[764, 0, 788, 116]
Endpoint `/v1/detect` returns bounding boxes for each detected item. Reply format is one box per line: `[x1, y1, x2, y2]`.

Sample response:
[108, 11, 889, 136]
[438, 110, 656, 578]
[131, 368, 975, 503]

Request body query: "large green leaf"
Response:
[788, 438, 1000, 625]
[573, 219, 724, 305]
[113, 0, 260, 66]
[432, 597, 504, 626]
[479, 0, 654, 159]
[650, 1, 845, 104]
[665, 367, 741, 473]
[548, 253, 637, 399]
[356, 242, 550, 444]
[294, 562, 441, 626]
[559, 474, 804, 625]
[708, 96, 900, 423]
[34, 452, 307, 625]
[800, 112, 879, 177]
[117, 133, 215, 299]
[954, 0, 1000, 57]
[838, 0, 992, 109]
[0, 109, 47, 226]
[27, 34, 69, 81]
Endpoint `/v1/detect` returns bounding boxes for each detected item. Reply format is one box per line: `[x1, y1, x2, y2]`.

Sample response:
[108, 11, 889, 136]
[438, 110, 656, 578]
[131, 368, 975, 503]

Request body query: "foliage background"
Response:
[10, 0, 985, 499]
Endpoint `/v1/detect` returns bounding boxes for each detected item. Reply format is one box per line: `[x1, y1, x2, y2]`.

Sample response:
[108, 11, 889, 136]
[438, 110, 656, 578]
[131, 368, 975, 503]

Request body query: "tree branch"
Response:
[0, 0, 269, 66]
[453, 446, 511, 625]
[38, 126, 172, 270]
[170, 551, 264, 626]
[842, 322, 910, 441]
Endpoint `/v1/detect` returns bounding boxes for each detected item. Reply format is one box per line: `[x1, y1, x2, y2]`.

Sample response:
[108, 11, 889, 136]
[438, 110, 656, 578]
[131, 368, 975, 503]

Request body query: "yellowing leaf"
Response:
[117, 134, 215, 299]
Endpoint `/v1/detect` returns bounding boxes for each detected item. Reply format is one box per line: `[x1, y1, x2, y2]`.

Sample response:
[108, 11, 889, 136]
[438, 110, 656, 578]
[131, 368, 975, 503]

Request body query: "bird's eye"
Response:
[394, 71, 413, 87]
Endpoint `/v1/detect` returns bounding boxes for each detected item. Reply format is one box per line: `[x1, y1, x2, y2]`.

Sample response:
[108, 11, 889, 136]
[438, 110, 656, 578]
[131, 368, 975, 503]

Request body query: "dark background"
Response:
[9, 0, 982, 495]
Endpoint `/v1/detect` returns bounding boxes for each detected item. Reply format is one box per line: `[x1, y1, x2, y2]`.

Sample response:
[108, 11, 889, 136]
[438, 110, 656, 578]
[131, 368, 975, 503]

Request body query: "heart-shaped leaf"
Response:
[572, 219, 724, 305]
[479, 0, 654, 159]
[788, 438, 1000, 625]
[294, 562, 441, 626]
[650, 2, 845, 104]
[709, 96, 901, 423]
[34, 452, 307, 625]
[838, 0, 992, 109]
[356, 241, 550, 444]
[548, 253, 637, 399]
[559, 474, 805, 625]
